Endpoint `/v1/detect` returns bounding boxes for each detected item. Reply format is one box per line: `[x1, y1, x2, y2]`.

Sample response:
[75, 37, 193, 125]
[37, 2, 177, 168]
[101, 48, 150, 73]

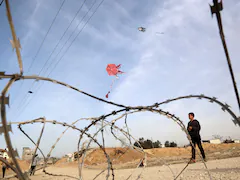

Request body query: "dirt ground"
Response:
[0, 159, 29, 179]
[54, 143, 240, 169]
[1, 144, 240, 179]
[24, 157, 240, 179]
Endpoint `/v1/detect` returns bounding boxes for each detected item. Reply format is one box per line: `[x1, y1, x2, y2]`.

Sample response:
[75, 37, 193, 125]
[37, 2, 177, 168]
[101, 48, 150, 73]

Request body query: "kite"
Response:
[28, 91, 33, 94]
[138, 27, 165, 35]
[138, 27, 146, 32]
[105, 64, 124, 98]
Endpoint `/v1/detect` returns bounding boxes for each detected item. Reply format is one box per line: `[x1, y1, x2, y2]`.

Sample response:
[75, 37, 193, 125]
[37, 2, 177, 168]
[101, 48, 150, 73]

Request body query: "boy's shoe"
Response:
[189, 158, 196, 164]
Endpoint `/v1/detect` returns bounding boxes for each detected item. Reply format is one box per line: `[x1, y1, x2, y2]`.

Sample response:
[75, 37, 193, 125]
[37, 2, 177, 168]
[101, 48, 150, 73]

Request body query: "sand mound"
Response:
[84, 147, 145, 165]
[54, 143, 240, 168]
[145, 143, 240, 157]
[55, 147, 145, 167]
[145, 147, 190, 157]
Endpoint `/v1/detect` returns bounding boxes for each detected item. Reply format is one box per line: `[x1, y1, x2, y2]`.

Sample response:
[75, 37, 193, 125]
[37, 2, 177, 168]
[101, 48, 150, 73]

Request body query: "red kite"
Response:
[105, 64, 124, 98]
[106, 64, 123, 76]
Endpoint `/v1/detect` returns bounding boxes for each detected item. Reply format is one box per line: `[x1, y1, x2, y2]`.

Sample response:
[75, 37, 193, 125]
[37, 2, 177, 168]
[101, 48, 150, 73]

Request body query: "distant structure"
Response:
[66, 153, 73, 162]
[64, 148, 91, 163]
[22, 147, 33, 161]
[38, 157, 58, 166]
[234, 139, 240, 143]
[66, 151, 84, 162]
[210, 139, 221, 144]
[202, 139, 221, 144]
[0, 149, 9, 159]
[203, 138, 240, 144]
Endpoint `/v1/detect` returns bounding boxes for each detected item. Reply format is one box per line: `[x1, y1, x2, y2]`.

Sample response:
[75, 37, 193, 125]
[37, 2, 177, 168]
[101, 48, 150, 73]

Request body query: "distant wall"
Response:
[210, 139, 221, 144]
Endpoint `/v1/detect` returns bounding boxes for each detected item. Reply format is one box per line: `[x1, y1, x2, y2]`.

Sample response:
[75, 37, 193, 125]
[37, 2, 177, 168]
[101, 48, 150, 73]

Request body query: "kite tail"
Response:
[105, 77, 118, 98]
[106, 91, 110, 98]
[117, 70, 124, 74]
[116, 64, 124, 74]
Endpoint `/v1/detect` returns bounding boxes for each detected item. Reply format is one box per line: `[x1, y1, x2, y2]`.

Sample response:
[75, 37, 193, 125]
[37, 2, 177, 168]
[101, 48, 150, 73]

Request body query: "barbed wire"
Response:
[1, 72, 239, 179]
[9, 0, 67, 109]
[1, 0, 240, 179]
[12, 0, 88, 102]
[1, 108, 212, 180]
[5, 0, 23, 75]
[1, 74, 239, 126]
[10, 0, 103, 121]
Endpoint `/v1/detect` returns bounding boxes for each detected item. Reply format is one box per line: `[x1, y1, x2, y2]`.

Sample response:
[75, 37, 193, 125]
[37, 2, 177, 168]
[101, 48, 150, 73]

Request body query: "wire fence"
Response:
[0, 0, 240, 179]
[2, 74, 240, 180]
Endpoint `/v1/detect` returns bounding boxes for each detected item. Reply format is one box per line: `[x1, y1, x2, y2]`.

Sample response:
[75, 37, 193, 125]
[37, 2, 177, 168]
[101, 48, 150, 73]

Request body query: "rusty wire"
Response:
[1, 1, 240, 179]
[5, 0, 23, 75]
[29, 118, 46, 170]
[0, 157, 18, 175]
[1, 74, 239, 179]
[79, 112, 146, 180]
[1, 73, 239, 179]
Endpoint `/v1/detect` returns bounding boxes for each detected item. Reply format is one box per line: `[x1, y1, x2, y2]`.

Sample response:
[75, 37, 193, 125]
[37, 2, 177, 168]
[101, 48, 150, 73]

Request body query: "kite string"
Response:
[106, 76, 118, 97]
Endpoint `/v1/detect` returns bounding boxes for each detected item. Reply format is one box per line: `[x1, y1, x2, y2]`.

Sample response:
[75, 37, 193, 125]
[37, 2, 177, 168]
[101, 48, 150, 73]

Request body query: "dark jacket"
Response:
[187, 119, 201, 140]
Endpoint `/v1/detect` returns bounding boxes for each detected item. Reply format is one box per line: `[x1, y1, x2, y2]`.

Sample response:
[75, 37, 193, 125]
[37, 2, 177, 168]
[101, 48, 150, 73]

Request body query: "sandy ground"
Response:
[25, 157, 240, 180]
[1, 144, 240, 179]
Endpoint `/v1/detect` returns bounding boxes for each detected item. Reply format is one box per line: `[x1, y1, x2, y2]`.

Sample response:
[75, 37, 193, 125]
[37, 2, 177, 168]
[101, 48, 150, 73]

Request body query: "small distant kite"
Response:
[138, 26, 165, 35]
[138, 27, 146, 32]
[105, 64, 124, 98]
[28, 91, 33, 94]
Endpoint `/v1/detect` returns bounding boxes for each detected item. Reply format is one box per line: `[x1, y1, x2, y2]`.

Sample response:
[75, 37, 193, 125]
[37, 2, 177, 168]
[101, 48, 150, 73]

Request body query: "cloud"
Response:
[104, 0, 240, 145]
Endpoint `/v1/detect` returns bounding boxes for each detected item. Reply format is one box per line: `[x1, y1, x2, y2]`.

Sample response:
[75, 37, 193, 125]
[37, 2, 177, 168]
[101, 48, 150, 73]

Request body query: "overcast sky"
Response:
[0, 0, 240, 158]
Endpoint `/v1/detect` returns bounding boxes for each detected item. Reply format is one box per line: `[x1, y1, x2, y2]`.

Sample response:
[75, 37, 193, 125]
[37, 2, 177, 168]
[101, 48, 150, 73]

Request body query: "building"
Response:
[66, 153, 73, 162]
[234, 139, 240, 143]
[64, 149, 90, 162]
[0, 149, 9, 159]
[66, 151, 83, 162]
[209, 139, 221, 144]
[202, 139, 221, 144]
[22, 147, 33, 161]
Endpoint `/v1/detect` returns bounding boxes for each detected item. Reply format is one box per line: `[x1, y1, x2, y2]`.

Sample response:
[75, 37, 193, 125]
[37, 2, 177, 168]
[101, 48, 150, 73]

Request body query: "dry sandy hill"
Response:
[54, 143, 240, 168]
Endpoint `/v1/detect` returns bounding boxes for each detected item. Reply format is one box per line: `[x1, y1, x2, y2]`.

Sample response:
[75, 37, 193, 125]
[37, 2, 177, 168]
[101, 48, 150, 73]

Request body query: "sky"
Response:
[0, 0, 240, 158]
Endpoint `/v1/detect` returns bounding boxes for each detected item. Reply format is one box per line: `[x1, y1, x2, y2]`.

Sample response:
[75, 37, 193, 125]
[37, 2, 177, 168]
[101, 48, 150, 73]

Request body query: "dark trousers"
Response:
[2, 167, 6, 178]
[191, 138, 206, 160]
[30, 165, 36, 176]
